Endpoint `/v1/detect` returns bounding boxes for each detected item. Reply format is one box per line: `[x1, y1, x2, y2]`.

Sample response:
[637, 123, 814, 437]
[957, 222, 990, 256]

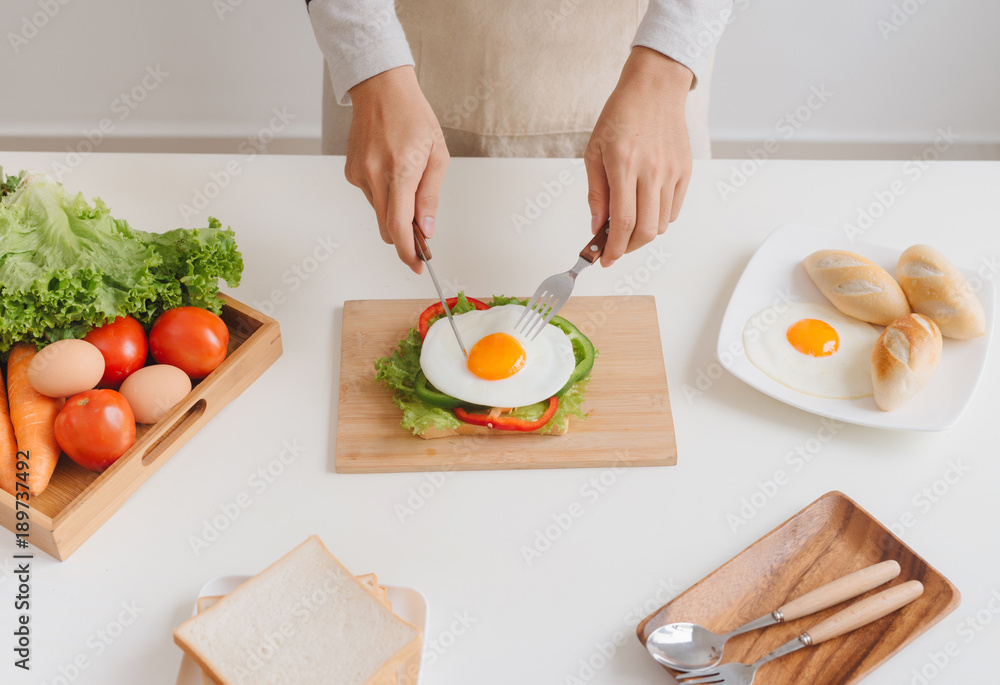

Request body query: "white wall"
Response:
[709, 0, 1000, 144]
[1, 0, 324, 142]
[1, 0, 998, 151]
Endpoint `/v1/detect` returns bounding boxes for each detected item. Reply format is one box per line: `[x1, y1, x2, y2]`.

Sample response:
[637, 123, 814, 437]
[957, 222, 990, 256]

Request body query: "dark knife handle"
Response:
[580, 219, 610, 264]
[412, 220, 431, 262]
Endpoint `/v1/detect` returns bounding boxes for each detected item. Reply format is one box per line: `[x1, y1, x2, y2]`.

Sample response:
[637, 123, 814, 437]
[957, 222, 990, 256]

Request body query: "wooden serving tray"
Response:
[0, 295, 282, 560]
[336, 296, 675, 473]
[637, 491, 961, 684]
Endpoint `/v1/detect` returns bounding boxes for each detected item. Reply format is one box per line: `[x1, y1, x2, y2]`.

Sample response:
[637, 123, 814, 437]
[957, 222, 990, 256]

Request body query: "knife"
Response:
[412, 220, 469, 359]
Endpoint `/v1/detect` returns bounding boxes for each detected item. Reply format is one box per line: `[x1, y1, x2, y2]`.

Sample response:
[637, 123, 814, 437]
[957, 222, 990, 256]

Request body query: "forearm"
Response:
[306, 0, 414, 105]
[634, 0, 734, 87]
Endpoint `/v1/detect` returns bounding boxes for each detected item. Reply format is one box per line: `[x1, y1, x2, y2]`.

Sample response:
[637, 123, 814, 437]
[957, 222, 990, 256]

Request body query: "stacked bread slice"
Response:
[174, 536, 421, 685]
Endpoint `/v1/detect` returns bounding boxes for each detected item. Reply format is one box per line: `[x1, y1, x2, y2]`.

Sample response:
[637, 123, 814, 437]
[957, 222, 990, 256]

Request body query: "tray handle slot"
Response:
[141, 400, 208, 467]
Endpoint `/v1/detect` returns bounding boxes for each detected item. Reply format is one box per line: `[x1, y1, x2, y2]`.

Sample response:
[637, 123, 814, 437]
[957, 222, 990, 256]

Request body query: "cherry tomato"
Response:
[149, 307, 229, 379]
[83, 315, 148, 388]
[55, 389, 136, 472]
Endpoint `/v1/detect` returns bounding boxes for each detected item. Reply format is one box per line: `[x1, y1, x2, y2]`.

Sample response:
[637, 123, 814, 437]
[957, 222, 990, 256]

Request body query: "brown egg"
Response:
[27, 339, 105, 397]
[119, 365, 192, 424]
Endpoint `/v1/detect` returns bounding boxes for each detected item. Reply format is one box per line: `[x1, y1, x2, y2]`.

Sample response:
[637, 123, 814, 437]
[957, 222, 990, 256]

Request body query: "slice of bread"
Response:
[194, 597, 224, 685]
[174, 537, 421, 685]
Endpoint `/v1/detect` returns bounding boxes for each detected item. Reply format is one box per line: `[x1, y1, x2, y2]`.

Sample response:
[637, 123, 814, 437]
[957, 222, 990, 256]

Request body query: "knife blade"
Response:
[412, 220, 469, 359]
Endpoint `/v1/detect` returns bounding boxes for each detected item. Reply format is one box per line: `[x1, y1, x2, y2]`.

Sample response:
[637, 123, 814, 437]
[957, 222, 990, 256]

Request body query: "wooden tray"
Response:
[637, 491, 961, 684]
[336, 296, 674, 473]
[0, 295, 282, 560]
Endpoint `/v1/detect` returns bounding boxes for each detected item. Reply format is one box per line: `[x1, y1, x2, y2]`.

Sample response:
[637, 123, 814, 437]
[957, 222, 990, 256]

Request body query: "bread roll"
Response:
[803, 250, 911, 325]
[897, 244, 986, 339]
[870, 313, 942, 411]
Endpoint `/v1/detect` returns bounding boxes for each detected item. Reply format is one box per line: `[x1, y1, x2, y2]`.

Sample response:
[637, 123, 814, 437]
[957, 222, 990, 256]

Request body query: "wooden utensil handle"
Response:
[804, 580, 924, 645]
[580, 219, 610, 263]
[779, 560, 901, 621]
[412, 220, 431, 261]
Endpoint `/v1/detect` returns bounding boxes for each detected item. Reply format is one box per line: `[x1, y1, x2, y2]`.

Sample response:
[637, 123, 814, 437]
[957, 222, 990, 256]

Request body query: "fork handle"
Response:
[580, 219, 610, 263]
[803, 580, 924, 645]
[413, 220, 431, 261]
[777, 560, 901, 621]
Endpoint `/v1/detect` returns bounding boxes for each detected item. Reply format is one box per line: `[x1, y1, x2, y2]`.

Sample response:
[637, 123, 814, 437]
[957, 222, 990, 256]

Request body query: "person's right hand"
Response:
[346, 66, 449, 274]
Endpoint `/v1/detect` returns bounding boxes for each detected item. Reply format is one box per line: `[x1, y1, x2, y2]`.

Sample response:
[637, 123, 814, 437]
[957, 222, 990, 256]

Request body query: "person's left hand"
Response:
[585, 47, 694, 268]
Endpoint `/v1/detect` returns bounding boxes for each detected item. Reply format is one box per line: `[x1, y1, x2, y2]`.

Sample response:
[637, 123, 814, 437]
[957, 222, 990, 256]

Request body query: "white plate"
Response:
[175, 575, 428, 685]
[717, 223, 995, 431]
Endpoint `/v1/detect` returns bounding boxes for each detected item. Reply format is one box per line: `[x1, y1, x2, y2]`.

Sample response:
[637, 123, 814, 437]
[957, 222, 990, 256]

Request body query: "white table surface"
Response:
[1, 153, 998, 685]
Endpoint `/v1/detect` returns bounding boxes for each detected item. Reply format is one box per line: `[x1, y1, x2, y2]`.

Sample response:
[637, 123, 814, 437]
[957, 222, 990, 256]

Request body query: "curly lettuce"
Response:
[0, 171, 242, 351]
[374, 327, 462, 435]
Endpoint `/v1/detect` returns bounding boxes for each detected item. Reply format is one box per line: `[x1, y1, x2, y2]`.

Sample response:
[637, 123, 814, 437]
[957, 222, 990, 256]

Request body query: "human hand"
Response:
[584, 47, 693, 268]
[345, 66, 450, 273]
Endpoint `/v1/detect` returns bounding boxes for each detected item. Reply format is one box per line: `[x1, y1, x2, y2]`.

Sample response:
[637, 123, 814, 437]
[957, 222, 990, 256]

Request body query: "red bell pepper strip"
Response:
[418, 297, 490, 339]
[454, 397, 559, 432]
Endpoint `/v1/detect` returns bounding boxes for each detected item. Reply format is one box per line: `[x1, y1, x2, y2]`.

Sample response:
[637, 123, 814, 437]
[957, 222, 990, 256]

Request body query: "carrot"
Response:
[7, 343, 64, 497]
[0, 364, 18, 495]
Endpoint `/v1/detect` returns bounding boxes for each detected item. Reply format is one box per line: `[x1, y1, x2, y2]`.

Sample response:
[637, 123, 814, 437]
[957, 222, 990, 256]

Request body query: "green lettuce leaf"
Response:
[0, 171, 243, 351]
[374, 327, 462, 434]
[489, 294, 527, 307]
[506, 376, 591, 434]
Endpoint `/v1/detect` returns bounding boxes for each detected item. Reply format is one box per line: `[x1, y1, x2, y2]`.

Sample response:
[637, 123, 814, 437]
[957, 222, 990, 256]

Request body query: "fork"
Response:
[514, 219, 610, 339]
[674, 581, 924, 685]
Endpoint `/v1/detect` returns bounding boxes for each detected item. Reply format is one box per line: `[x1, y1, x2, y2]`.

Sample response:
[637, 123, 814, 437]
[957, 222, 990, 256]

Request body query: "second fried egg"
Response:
[744, 302, 880, 399]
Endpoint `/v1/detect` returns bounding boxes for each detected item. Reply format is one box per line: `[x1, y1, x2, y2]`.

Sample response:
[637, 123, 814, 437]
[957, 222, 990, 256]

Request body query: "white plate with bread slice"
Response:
[174, 537, 427, 685]
[717, 224, 994, 431]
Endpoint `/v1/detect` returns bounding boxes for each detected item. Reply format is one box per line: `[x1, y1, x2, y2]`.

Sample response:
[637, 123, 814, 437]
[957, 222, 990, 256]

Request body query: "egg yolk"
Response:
[786, 318, 839, 357]
[467, 333, 526, 380]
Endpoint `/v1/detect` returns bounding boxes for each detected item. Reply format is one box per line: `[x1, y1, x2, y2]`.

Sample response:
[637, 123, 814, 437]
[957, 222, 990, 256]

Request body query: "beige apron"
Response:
[321, 1, 712, 159]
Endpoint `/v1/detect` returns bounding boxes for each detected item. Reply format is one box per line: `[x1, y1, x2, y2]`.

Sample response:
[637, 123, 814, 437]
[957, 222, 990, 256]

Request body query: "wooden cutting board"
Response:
[335, 296, 675, 473]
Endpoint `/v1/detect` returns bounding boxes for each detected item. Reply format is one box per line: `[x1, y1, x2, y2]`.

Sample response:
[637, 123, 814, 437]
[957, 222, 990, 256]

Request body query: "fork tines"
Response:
[515, 289, 561, 340]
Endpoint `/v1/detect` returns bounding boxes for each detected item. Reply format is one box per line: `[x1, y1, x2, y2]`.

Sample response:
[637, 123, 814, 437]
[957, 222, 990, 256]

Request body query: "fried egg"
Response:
[420, 304, 576, 407]
[744, 302, 880, 399]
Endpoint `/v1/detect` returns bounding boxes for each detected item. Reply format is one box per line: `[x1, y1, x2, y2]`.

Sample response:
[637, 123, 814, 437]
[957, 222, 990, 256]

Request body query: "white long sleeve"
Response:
[634, 0, 734, 84]
[305, 0, 414, 105]
[306, 0, 733, 105]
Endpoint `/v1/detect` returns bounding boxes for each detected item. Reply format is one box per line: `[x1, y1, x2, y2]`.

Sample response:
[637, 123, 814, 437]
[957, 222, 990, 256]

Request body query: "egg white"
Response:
[420, 304, 576, 407]
[744, 302, 880, 399]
